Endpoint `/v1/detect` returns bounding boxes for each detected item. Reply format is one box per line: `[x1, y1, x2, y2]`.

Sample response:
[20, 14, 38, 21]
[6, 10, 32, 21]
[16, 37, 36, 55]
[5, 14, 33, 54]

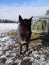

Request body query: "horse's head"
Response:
[19, 15, 33, 44]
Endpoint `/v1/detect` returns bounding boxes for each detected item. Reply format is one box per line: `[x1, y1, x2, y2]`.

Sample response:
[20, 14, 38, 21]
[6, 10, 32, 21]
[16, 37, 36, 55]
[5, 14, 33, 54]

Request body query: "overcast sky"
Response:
[0, 0, 49, 21]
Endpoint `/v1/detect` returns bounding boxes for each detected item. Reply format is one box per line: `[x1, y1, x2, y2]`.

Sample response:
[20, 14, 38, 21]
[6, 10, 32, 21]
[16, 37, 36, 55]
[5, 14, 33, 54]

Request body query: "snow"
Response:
[0, 23, 21, 41]
[0, 23, 19, 33]
[0, 36, 9, 42]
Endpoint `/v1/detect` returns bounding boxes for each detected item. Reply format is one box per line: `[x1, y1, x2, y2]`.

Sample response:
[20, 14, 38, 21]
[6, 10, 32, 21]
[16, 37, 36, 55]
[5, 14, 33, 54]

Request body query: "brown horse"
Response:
[19, 15, 33, 54]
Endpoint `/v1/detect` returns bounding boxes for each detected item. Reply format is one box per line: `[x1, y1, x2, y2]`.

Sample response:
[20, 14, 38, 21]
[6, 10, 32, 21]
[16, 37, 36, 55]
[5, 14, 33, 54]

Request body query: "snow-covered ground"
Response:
[0, 23, 19, 33]
[0, 23, 49, 65]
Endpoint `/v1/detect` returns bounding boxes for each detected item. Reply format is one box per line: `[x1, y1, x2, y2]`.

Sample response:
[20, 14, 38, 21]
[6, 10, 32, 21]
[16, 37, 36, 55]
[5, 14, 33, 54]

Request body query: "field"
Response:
[0, 23, 49, 65]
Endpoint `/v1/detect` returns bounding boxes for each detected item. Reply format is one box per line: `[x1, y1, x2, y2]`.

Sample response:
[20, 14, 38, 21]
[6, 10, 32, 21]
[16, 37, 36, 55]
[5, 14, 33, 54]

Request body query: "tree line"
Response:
[0, 19, 17, 23]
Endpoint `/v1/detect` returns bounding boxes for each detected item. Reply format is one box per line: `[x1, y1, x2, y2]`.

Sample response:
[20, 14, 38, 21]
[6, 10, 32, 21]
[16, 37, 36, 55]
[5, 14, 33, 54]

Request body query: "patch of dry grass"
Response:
[31, 33, 40, 39]
[8, 30, 18, 38]
[26, 33, 42, 47]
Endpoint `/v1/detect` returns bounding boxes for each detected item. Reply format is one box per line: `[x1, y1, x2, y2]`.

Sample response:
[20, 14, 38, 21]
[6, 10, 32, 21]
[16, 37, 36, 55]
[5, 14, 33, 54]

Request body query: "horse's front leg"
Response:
[20, 44, 22, 55]
[26, 43, 29, 51]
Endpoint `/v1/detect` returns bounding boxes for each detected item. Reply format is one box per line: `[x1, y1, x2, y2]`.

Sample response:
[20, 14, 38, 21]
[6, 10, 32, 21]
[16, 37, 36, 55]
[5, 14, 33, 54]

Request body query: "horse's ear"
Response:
[29, 16, 33, 22]
[19, 15, 23, 22]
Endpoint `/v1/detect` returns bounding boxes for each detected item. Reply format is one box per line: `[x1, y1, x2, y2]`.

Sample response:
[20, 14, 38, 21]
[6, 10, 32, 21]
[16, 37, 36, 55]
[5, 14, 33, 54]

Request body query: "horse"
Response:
[17, 15, 33, 54]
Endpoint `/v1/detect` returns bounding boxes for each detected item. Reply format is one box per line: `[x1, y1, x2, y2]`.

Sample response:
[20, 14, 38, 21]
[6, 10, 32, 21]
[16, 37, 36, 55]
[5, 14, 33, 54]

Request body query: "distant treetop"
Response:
[46, 10, 49, 15]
